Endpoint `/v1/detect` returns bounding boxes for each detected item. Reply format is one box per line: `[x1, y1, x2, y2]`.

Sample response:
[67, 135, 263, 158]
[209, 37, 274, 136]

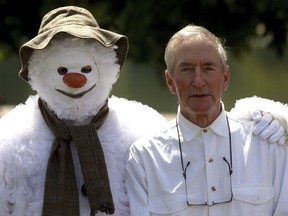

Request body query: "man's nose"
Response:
[192, 70, 205, 87]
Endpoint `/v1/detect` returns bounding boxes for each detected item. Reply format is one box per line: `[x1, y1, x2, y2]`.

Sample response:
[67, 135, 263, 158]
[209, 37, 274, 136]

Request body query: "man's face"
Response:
[165, 38, 230, 124]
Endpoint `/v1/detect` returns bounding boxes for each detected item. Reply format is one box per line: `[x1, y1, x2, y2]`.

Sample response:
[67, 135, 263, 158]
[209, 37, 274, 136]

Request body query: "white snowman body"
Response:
[0, 36, 167, 215]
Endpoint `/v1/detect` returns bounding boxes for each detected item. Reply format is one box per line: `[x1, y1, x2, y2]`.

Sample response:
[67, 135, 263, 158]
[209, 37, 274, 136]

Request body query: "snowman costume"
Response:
[0, 6, 167, 216]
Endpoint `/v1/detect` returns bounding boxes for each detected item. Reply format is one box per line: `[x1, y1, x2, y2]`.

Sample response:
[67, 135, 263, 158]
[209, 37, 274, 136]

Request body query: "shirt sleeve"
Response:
[269, 143, 288, 215]
[125, 142, 150, 216]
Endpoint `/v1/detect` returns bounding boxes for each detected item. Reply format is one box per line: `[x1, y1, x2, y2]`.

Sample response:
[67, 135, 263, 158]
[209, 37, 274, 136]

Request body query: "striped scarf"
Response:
[38, 98, 114, 215]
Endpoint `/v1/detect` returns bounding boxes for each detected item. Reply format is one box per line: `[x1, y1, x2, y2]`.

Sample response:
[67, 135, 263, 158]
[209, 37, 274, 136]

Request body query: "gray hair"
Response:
[164, 24, 228, 73]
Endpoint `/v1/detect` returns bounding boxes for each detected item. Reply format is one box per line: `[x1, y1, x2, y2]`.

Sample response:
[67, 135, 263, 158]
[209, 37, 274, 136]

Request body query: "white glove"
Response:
[251, 109, 287, 145]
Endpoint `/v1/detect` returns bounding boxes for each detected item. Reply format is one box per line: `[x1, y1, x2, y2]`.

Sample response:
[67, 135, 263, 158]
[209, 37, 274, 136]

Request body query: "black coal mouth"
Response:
[56, 84, 96, 99]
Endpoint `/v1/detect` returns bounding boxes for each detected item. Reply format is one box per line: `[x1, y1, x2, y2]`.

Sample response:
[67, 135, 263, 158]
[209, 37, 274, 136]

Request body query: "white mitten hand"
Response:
[250, 108, 264, 123]
[251, 109, 286, 145]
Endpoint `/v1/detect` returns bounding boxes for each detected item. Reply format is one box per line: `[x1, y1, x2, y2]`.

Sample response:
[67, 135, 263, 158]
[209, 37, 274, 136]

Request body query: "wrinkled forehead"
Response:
[171, 37, 221, 64]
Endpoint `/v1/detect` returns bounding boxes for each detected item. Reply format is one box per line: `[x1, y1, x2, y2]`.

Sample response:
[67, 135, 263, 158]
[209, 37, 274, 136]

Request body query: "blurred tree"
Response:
[0, 0, 287, 74]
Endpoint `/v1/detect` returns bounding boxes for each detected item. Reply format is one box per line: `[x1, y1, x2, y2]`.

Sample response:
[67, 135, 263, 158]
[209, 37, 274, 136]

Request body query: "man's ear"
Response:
[223, 65, 230, 91]
[165, 70, 176, 94]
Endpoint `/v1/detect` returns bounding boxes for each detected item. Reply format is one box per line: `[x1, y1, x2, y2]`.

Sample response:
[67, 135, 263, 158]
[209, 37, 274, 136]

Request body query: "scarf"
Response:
[38, 98, 114, 215]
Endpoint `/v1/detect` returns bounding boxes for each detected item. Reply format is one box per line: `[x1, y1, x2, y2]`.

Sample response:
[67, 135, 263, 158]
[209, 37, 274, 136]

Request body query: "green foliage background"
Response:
[0, 0, 287, 113]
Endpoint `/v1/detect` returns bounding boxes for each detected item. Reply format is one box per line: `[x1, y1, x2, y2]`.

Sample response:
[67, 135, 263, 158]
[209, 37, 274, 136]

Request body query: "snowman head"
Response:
[17, 6, 128, 121]
[28, 35, 120, 121]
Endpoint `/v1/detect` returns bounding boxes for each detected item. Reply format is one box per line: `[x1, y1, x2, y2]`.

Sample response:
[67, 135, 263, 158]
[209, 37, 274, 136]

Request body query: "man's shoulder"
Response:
[130, 119, 177, 150]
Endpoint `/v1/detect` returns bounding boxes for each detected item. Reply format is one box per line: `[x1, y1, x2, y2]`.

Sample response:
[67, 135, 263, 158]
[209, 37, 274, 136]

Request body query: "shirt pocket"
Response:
[149, 193, 187, 216]
[232, 185, 274, 216]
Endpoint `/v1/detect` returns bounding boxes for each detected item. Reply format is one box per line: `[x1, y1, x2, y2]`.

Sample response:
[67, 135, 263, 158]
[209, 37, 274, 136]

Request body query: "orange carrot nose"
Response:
[63, 73, 87, 88]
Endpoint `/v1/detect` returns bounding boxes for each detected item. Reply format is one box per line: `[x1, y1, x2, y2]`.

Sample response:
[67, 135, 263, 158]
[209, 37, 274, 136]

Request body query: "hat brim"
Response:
[19, 25, 128, 82]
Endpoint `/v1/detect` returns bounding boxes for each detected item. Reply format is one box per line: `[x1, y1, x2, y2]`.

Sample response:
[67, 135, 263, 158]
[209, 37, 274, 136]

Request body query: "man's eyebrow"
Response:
[203, 60, 218, 66]
[178, 61, 217, 67]
[178, 62, 194, 67]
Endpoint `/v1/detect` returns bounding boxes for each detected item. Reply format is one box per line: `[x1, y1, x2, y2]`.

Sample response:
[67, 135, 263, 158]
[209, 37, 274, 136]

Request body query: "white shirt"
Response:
[125, 107, 288, 216]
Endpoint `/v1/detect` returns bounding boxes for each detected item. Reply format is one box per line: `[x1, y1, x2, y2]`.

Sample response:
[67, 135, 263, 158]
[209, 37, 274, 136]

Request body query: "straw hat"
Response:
[19, 6, 128, 82]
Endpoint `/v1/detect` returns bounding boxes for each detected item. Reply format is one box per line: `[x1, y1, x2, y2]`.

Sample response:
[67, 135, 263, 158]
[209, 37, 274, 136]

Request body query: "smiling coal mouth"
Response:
[56, 84, 96, 99]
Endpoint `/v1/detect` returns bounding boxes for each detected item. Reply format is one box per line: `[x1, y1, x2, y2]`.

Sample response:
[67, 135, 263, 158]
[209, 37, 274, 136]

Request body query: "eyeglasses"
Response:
[176, 115, 233, 207]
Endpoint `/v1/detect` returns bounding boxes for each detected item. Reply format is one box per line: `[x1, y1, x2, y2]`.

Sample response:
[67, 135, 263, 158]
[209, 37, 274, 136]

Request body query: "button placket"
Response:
[203, 127, 219, 204]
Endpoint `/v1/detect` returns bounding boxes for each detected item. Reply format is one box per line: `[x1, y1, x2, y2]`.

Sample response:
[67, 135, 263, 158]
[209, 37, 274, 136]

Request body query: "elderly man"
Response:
[125, 24, 288, 216]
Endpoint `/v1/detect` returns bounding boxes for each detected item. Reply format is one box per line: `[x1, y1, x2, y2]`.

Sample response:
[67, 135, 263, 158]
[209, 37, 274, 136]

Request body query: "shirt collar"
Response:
[177, 102, 229, 141]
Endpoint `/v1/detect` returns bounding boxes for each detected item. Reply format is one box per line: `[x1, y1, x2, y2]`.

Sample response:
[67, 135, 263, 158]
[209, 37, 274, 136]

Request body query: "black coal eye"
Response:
[81, 65, 92, 73]
[58, 67, 68, 75]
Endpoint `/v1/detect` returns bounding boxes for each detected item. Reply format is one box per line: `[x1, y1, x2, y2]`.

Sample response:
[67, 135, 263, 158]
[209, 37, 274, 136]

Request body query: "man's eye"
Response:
[181, 67, 193, 73]
[81, 65, 92, 73]
[204, 67, 215, 72]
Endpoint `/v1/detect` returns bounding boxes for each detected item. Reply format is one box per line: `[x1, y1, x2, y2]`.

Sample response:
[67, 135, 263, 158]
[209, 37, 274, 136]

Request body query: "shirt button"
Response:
[211, 186, 216, 192]
[208, 158, 214, 163]
[203, 128, 208, 133]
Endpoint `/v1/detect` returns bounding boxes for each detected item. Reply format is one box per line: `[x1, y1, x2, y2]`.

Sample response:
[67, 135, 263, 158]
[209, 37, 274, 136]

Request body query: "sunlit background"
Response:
[0, 0, 287, 117]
